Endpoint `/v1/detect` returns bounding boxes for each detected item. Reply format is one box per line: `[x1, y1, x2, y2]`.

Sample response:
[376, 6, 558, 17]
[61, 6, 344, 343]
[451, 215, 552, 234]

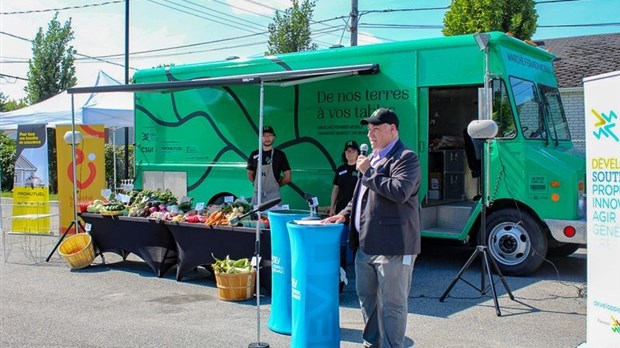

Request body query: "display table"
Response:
[165, 222, 272, 291]
[287, 221, 343, 348]
[79, 213, 178, 277]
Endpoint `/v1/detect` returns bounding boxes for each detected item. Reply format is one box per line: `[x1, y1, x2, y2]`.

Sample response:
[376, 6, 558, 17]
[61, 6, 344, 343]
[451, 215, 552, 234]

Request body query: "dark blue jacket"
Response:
[340, 139, 421, 256]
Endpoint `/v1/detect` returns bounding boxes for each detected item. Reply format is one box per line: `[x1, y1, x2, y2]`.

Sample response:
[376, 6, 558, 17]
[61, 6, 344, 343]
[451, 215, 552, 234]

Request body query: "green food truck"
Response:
[128, 32, 585, 275]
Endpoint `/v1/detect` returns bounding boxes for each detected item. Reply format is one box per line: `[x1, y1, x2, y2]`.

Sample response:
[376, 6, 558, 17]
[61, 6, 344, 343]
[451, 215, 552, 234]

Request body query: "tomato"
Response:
[186, 215, 200, 223]
[78, 201, 91, 213]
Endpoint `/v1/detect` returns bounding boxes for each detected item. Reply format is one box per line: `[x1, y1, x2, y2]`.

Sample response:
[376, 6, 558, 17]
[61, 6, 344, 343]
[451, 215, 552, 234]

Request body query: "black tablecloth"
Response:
[166, 222, 272, 292]
[80, 213, 178, 277]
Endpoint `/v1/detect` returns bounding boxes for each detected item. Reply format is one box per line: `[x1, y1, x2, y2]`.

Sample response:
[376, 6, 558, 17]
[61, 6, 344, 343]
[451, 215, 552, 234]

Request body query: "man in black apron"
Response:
[246, 126, 292, 205]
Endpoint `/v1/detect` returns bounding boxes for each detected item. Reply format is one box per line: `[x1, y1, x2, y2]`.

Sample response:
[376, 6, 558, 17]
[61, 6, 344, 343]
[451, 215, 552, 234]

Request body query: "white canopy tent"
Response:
[82, 73, 134, 128]
[0, 70, 133, 132]
[0, 70, 134, 190]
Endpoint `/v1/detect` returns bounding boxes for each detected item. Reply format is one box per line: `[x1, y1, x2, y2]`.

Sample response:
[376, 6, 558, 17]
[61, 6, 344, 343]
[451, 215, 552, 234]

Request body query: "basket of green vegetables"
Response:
[211, 255, 256, 301]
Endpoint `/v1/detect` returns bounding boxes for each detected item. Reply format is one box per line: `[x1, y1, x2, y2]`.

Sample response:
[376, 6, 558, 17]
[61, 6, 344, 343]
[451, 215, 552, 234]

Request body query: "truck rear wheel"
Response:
[483, 208, 547, 276]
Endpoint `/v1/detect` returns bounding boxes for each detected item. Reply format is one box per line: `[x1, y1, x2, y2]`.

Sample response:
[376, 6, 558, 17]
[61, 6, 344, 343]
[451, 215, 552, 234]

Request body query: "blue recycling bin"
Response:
[267, 209, 310, 335]
[287, 221, 343, 348]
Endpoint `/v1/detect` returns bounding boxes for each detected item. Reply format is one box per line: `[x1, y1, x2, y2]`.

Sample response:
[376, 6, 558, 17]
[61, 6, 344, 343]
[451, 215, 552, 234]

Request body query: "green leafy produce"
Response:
[178, 199, 193, 212]
[211, 254, 253, 274]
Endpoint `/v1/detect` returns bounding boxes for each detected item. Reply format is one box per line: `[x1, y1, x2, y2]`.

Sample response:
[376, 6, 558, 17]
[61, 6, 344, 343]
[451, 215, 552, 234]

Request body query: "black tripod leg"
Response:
[481, 249, 502, 316]
[46, 221, 75, 262]
[487, 249, 515, 300]
[480, 250, 487, 295]
[440, 247, 481, 302]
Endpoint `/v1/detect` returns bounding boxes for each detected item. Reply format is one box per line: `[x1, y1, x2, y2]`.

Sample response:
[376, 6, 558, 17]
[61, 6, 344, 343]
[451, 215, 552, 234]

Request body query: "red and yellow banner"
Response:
[56, 125, 106, 233]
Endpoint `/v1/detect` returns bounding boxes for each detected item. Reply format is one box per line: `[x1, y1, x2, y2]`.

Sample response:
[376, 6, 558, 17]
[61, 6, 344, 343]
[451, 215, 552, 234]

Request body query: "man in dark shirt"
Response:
[246, 125, 291, 204]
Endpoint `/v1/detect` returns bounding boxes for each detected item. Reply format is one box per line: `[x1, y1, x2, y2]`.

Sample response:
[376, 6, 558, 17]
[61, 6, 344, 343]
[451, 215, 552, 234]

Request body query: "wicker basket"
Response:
[100, 210, 124, 216]
[58, 233, 96, 269]
[215, 271, 256, 301]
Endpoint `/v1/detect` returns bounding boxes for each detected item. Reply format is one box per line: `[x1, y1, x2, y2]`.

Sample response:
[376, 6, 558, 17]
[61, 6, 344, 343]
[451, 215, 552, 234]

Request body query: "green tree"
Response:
[25, 12, 77, 104]
[47, 128, 58, 193]
[105, 144, 135, 189]
[0, 133, 16, 191]
[266, 0, 318, 55]
[0, 92, 27, 112]
[443, 0, 538, 40]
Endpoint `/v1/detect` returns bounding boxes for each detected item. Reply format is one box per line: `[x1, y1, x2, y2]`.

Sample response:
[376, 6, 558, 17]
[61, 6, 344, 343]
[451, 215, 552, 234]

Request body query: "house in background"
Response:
[13, 155, 38, 187]
[540, 33, 620, 153]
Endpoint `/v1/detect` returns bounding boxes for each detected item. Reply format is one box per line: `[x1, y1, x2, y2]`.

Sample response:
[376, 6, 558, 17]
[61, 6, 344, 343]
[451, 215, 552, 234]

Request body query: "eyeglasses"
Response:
[262, 134, 275, 138]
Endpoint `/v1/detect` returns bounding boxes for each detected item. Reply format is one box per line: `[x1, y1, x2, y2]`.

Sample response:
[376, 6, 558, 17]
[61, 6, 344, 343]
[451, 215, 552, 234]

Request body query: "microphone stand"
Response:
[439, 138, 514, 316]
[239, 197, 280, 348]
[229, 198, 281, 226]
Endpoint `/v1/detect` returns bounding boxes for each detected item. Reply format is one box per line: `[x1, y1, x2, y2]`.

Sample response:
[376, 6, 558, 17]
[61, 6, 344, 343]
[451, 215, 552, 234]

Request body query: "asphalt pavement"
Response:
[0, 230, 587, 348]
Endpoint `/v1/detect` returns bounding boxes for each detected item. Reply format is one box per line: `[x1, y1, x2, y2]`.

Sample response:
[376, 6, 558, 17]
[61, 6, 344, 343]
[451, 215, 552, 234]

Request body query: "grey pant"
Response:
[355, 249, 416, 348]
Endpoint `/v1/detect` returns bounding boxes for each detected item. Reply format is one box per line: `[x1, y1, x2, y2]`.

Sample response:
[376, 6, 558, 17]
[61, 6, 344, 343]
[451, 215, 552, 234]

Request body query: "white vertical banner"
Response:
[584, 70, 620, 347]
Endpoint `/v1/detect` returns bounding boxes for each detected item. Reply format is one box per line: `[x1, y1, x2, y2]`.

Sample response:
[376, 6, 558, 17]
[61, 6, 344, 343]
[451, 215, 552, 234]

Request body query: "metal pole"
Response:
[113, 129, 117, 192]
[350, 0, 358, 47]
[1, 165, 5, 261]
[124, 0, 129, 85]
[70, 95, 80, 234]
[483, 46, 490, 120]
[249, 83, 269, 348]
[124, 0, 130, 180]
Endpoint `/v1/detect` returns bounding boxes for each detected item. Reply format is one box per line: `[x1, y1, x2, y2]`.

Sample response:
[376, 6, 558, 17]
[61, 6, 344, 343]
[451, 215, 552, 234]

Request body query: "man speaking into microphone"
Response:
[323, 108, 421, 348]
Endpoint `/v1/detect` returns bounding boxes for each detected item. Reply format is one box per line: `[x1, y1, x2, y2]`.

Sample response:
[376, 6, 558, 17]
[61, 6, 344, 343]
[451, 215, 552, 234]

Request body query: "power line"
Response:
[539, 22, 620, 28]
[0, 30, 138, 70]
[211, 0, 273, 20]
[2, 0, 616, 66]
[95, 40, 269, 61]
[146, 0, 267, 34]
[359, 22, 620, 31]
[146, 0, 260, 34]
[0, 0, 124, 15]
[360, 23, 444, 30]
[536, 0, 588, 3]
[180, 0, 268, 31]
[76, 32, 268, 59]
[359, 0, 591, 15]
[238, 0, 278, 13]
[0, 73, 28, 81]
[62, 16, 348, 61]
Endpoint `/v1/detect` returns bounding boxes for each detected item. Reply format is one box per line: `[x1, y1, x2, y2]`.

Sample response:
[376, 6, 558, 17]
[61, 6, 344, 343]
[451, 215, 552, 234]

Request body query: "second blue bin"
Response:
[287, 221, 343, 348]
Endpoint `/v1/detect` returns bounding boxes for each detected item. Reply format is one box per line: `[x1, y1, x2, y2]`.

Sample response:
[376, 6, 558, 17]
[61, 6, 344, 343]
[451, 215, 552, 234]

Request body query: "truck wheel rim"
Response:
[488, 222, 531, 266]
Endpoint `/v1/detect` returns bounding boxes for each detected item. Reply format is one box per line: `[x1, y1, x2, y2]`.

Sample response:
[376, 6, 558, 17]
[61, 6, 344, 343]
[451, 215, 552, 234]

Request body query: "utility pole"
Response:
[350, 0, 358, 46]
[124, 0, 130, 182]
[125, 0, 129, 85]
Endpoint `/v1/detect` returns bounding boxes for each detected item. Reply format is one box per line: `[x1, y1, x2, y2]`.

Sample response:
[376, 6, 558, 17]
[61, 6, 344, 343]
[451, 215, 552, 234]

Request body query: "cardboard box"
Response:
[429, 172, 442, 190]
[428, 190, 442, 200]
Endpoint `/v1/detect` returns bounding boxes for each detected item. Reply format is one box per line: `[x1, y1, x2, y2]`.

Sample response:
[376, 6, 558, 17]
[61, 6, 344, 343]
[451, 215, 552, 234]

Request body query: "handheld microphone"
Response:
[360, 143, 368, 156]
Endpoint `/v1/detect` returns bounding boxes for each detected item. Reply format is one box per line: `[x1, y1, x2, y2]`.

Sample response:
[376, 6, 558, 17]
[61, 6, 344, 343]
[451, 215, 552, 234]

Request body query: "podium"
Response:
[287, 221, 343, 348]
[267, 209, 310, 334]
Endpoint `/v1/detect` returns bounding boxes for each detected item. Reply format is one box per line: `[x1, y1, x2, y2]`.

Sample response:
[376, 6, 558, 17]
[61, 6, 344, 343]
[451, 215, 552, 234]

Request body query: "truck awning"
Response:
[67, 63, 379, 94]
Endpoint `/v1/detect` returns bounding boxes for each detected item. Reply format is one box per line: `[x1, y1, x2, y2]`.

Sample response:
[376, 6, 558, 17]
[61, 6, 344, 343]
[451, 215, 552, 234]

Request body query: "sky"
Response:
[1, 0, 619, 102]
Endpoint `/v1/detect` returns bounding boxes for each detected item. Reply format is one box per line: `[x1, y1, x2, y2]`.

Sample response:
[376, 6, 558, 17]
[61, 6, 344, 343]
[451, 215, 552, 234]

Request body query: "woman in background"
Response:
[329, 140, 360, 294]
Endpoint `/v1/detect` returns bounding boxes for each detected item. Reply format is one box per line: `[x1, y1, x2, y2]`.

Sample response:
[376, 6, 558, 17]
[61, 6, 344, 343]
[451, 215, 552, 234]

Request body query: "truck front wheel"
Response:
[484, 208, 547, 276]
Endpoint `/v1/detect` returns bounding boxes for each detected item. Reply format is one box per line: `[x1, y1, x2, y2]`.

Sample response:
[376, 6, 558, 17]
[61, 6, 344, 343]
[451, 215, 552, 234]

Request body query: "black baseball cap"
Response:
[263, 125, 275, 136]
[360, 108, 399, 129]
[344, 140, 359, 151]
